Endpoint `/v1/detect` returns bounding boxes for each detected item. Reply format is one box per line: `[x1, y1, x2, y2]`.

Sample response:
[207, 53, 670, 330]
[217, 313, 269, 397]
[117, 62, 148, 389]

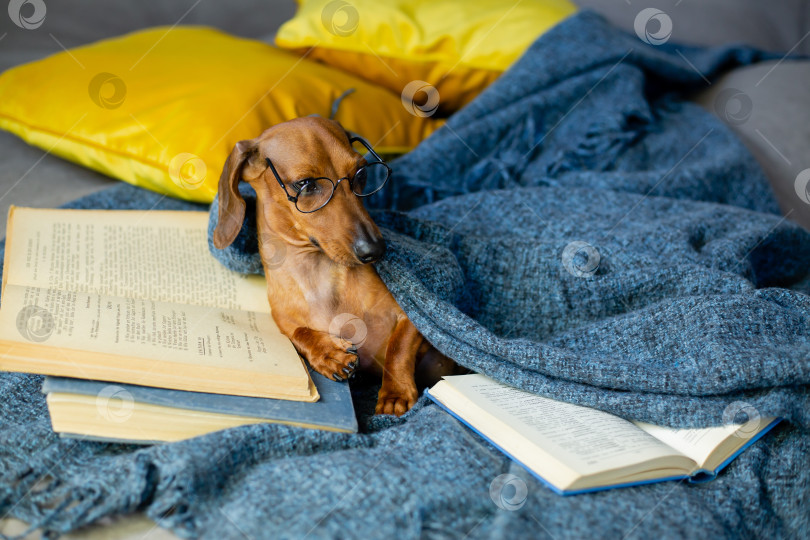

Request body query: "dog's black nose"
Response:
[353, 234, 386, 264]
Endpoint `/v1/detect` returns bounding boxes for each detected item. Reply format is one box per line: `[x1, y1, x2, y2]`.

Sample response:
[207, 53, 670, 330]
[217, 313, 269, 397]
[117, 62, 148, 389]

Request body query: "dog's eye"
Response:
[352, 167, 367, 189]
[293, 179, 313, 192]
[294, 179, 325, 197]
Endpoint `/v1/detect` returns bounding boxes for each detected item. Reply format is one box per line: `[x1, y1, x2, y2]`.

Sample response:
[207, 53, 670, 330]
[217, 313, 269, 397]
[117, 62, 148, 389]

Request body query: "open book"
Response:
[427, 374, 780, 495]
[0, 207, 317, 401]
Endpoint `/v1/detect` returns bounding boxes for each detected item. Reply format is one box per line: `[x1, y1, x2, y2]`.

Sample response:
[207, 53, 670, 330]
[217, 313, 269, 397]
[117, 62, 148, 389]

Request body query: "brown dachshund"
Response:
[212, 116, 456, 416]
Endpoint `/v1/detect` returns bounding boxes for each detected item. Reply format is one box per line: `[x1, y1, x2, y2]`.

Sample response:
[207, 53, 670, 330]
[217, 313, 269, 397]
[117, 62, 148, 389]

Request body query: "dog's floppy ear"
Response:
[213, 139, 254, 249]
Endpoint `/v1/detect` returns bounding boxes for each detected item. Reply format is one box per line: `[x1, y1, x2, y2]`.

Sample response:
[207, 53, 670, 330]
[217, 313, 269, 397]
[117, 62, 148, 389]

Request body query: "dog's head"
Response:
[212, 116, 386, 267]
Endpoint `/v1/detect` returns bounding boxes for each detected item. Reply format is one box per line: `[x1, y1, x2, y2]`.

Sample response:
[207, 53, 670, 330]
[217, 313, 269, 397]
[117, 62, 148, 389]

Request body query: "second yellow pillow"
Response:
[276, 0, 578, 114]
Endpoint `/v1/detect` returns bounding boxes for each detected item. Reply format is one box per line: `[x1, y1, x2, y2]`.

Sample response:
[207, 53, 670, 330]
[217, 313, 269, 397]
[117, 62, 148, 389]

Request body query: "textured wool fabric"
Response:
[1, 12, 808, 539]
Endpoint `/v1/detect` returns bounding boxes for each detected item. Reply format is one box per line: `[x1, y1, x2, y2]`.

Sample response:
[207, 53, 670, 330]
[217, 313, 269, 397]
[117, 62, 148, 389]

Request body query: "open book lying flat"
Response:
[427, 374, 780, 496]
[0, 207, 317, 401]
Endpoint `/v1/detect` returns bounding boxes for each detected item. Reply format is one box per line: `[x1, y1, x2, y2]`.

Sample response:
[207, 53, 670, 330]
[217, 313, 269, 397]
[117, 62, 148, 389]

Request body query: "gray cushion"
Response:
[575, 0, 810, 55]
[692, 60, 810, 229]
[575, 1, 810, 228]
[0, 0, 297, 72]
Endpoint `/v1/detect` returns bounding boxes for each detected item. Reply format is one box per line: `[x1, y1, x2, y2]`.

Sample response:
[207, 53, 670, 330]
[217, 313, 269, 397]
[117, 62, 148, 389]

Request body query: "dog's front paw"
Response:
[375, 386, 418, 416]
[308, 343, 359, 382]
[291, 328, 359, 382]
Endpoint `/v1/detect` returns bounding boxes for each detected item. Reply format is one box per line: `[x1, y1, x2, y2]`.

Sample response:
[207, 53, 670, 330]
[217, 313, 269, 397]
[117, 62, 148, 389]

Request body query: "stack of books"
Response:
[0, 207, 357, 444]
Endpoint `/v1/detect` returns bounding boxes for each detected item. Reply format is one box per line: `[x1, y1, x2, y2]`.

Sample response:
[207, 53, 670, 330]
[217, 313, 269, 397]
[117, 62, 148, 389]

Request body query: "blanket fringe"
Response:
[546, 107, 652, 178]
[0, 451, 158, 539]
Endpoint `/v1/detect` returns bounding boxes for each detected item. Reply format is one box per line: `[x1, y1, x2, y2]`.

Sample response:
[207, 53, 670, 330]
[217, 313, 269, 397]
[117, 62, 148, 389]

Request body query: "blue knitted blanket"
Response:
[2, 12, 808, 539]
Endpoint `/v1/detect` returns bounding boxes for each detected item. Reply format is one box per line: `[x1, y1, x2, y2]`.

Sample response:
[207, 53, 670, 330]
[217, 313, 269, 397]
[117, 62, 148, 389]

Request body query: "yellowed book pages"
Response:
[46, 392, 353, 444]
[0, 207, 317, 401]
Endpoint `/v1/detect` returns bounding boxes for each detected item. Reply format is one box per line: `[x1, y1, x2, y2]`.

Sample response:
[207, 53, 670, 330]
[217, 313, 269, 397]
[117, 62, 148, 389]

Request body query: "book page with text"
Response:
[0, 282, 303, 383]
[445, 375, 686, 477]
[3, 208, 269, 313]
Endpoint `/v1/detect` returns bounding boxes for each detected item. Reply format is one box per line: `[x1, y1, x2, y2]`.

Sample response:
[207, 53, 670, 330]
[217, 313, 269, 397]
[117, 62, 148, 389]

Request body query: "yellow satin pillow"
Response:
[275, 0, 578, 114]
[0, 27, 441, 203]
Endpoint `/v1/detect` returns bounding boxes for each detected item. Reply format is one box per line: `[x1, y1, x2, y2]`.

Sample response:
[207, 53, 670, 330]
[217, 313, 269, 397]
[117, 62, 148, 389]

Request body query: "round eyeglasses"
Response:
[265, 137, 392, 214]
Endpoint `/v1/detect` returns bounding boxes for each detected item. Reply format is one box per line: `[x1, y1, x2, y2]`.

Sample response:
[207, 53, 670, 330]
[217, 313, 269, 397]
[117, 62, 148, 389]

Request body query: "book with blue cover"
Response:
[42, 370, 357, 444]
[427, 374, 780, 496]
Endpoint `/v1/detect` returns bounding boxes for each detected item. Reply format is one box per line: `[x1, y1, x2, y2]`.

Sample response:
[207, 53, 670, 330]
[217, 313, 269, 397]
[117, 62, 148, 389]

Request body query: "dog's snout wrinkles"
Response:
[353, 231, 386, 264]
